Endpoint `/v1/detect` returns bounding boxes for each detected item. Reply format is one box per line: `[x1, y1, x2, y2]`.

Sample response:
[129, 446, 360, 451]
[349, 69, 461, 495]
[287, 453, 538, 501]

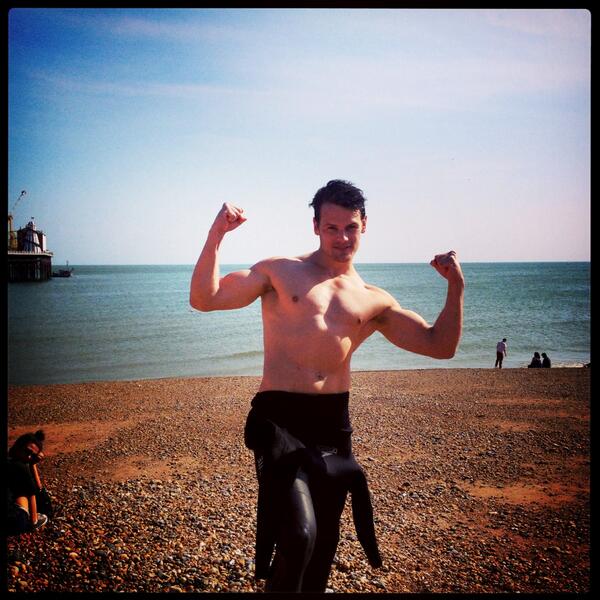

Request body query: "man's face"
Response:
[313, 203, 367, 263]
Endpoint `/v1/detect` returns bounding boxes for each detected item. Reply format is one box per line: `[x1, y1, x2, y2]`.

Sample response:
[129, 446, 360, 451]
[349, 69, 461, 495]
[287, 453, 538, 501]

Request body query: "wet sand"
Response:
[7, 368, 590, 593]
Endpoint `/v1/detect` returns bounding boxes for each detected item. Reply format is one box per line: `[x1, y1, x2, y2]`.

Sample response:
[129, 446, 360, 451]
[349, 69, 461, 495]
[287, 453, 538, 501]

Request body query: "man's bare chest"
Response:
[264, 273, 383, 332]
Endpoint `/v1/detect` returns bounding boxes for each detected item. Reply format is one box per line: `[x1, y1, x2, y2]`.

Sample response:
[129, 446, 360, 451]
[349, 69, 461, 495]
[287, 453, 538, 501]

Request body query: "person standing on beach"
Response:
[190, 179, 464, 592]
[495, 338, 507, 368]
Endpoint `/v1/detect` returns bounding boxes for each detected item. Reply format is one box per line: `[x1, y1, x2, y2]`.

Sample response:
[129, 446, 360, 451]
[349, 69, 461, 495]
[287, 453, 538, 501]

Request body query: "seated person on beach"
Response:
[190, 180, 465, 593]
[541, 352, 551, 368]
[7, 430, 49, 534]
[528, 352, 543, 368]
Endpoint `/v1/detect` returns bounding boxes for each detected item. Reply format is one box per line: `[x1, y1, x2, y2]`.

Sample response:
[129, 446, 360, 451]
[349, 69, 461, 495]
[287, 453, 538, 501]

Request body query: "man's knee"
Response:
[285, 521, 317, 557]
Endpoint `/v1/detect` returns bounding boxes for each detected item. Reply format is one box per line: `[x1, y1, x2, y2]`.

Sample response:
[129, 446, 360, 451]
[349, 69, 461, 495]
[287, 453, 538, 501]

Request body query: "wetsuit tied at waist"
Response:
[244, 390, 382, 579]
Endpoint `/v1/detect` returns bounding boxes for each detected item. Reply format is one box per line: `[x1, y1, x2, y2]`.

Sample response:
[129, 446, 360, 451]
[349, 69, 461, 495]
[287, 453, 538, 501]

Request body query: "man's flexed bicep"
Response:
[376, 300, 461, 360]
[372, 250, 464, 360]
[194, 266, 271, 311]
[190, 203, 271, 312]
[373, 300, 441, 358]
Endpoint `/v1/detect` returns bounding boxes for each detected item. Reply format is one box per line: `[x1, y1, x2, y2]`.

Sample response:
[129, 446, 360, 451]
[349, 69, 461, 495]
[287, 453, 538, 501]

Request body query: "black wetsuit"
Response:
[244, 390, 382, 593]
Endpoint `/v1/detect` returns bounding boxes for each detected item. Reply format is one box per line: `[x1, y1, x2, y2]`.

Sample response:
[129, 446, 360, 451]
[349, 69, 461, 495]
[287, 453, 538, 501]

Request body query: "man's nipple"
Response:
[292, 295, 299, 303]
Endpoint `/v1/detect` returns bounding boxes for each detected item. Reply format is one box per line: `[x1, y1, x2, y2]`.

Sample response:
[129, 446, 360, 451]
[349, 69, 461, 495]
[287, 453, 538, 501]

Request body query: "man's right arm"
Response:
[189, 203, 271, 312]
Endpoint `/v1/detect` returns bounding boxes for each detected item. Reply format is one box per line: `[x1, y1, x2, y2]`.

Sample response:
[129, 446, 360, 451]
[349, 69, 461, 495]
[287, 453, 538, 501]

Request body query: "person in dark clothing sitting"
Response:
[528, 352, 543, 368]
[7, 430, 49, 534]
[541, 352, 551, 368]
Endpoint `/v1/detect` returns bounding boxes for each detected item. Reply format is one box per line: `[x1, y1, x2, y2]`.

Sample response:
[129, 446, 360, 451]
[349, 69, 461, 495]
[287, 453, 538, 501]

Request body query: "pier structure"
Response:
[8, 250, 53, 282]
[7, 207, 54, 282]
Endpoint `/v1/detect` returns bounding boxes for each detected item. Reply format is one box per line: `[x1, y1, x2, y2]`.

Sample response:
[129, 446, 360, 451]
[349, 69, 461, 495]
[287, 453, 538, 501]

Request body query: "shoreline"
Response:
[7, 364, 591, 389]
[7, 368, 590, 593]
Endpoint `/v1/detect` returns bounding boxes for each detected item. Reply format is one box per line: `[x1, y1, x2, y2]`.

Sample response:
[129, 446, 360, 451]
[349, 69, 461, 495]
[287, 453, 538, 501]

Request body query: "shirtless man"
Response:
[190, 180, 464, 592]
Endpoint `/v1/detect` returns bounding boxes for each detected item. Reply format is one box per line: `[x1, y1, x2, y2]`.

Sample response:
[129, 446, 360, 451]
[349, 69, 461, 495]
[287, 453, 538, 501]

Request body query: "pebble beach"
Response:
[6, 368, 590, 593]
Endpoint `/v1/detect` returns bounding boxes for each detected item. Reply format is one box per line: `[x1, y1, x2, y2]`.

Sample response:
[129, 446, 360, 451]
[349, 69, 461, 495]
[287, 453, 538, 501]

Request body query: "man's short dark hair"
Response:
[310, 180, 367, 224]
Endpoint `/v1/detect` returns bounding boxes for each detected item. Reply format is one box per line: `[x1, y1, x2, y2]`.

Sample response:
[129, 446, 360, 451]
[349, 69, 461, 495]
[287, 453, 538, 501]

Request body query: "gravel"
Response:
[7, 368, 590, 593]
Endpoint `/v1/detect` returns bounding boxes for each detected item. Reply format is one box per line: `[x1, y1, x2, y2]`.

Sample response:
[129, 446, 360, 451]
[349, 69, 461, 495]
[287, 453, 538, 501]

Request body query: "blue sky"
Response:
[8, 8, 590, 265]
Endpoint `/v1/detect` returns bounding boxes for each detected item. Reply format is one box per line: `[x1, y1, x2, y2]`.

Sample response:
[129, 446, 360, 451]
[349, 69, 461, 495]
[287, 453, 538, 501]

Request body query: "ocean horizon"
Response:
[8, 262, 590, 386]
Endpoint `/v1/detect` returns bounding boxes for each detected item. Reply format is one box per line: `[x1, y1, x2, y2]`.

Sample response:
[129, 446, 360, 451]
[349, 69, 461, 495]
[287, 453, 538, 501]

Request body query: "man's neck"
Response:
[309, 249, 357, 277]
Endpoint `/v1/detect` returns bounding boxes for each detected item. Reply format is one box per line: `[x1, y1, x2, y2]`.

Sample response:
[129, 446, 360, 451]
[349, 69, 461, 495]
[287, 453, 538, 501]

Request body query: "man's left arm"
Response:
[373, 251, 464, 359]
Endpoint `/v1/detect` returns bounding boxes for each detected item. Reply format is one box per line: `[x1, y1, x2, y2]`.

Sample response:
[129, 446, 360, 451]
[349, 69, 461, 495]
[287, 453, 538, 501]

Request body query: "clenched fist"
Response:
[430, 250, 465, 285]
[210, 203, 247, 237]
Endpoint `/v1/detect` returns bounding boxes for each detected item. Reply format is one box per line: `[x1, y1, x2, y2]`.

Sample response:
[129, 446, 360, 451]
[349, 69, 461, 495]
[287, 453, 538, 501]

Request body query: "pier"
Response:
[8, 250, 53, 282]
[8, 193, 54, 282]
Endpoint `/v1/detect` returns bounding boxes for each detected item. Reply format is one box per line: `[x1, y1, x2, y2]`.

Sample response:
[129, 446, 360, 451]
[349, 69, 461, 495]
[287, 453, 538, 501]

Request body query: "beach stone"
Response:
[6, 369, 590, 594]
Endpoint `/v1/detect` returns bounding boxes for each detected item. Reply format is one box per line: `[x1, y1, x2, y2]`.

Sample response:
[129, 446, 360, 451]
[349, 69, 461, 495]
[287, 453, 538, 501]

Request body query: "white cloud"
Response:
[480, 8, 590, 40]
[60, 9, 253, 44]
[36, 9, 589, 117]
[29, 34, 589, 121]
[28, 69, 268, 102]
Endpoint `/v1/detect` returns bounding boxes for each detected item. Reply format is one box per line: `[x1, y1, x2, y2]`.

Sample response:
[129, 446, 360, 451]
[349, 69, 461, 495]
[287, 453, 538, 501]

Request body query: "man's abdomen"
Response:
[260, 336, 353, 393]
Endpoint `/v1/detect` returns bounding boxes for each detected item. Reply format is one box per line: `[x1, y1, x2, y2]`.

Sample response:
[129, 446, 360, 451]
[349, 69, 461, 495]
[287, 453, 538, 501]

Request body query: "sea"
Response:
[7, 262, 590, 386]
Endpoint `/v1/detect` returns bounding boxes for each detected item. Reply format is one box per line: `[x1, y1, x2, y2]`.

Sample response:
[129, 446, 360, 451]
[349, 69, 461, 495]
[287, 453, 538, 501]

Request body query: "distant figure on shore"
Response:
[528, 352, 543, 368]
[7, 430, 50, 534]
[190, 179, 465, 592]
[541, 352, 551, 368]
[495, 338, 507, 368]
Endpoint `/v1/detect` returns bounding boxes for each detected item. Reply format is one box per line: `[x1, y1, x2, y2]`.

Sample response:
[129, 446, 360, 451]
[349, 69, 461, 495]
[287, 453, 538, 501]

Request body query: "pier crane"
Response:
[8, 190, 26, 250]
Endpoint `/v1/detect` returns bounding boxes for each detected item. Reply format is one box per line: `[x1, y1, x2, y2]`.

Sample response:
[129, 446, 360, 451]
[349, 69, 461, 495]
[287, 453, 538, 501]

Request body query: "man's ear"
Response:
[361, 215, 367, 234]
[313, 217, 320, 235]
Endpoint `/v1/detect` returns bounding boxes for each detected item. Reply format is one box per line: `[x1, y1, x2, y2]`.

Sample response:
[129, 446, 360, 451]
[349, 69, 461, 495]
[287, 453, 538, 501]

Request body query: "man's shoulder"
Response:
[251, 255, 303, 273]
[359, 283, 401, 323]
[362, 281, 397, 303]
[252, 254, 317, 274]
